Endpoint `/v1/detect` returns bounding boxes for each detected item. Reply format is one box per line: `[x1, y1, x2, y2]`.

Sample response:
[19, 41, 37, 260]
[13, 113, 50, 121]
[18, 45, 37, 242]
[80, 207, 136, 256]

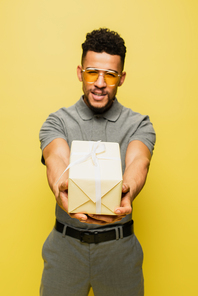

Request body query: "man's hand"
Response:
[86, 141, 151, 225]
[54, 180, 89, 223]
[88, 140, 152, 225]
[76, 183, 132, 225]
[114, 183, 132, 215]
[55, 181, 130, 225]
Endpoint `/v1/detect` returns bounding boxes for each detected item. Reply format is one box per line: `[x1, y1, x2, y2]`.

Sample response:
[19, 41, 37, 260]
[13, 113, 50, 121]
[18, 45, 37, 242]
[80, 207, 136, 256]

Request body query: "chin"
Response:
[84, 95, 114, 114]
[89, 104, 108, 114]
[89, 99, 114, 114]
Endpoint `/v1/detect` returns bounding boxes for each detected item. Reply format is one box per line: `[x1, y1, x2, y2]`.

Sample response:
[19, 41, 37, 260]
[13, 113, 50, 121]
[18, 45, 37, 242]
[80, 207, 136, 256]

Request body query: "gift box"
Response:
[68, 140, 123, 215]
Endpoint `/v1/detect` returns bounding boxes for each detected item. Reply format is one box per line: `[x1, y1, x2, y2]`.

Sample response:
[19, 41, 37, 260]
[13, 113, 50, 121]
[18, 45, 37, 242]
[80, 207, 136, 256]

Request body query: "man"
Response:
[39, 28, 156, 296]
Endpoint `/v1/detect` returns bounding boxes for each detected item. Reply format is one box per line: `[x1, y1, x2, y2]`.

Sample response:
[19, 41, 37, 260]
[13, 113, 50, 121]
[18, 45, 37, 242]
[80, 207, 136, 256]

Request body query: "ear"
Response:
[118, 71, 126, 87]
[77, 65, 83, 82]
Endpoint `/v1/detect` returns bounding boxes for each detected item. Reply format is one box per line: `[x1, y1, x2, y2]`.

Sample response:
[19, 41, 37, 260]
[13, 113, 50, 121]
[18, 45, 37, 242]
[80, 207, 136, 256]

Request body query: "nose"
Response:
[94, 73, 106, 88]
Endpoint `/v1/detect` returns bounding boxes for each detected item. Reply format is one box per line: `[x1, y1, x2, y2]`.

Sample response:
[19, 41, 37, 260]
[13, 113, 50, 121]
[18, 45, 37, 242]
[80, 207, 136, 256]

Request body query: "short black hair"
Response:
[81, 28, 126, 69]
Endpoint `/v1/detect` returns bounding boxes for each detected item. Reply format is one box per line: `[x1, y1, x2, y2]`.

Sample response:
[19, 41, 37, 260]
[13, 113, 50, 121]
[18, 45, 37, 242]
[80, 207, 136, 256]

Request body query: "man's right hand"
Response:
[55, 179, 89, 223]
[43, 138, 87, 222]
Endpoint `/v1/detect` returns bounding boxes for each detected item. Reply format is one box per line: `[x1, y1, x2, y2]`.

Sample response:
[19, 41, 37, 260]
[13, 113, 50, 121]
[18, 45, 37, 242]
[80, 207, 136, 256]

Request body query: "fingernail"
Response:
[80, 216, 87, 221]
[115, 209, 121, 214]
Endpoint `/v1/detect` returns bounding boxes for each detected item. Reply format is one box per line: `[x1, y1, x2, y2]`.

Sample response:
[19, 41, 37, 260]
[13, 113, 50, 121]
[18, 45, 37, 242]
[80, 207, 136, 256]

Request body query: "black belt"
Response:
[55, 219, 134, 244]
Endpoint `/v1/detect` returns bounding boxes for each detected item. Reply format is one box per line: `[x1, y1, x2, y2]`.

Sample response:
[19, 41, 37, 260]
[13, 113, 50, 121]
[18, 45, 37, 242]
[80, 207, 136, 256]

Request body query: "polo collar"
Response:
[76, 96, 122, 122]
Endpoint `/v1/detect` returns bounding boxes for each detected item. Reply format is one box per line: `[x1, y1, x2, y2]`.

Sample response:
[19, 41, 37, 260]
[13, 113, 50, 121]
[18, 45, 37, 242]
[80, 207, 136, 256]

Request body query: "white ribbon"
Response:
[55, 141, 120, 214]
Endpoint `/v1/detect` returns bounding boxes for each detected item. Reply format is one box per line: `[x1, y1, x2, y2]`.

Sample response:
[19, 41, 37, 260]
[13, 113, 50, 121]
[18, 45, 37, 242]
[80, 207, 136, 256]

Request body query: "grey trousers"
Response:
[40, 225, 144, 296]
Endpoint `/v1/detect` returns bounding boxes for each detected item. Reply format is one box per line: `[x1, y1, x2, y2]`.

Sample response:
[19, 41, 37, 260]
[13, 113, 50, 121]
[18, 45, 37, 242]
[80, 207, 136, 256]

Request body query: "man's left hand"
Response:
[81, 183, 132, 225]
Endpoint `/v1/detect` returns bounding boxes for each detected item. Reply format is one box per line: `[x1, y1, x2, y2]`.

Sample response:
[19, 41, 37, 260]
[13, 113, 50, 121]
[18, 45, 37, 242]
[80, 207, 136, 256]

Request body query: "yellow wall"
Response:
[0, 1, 198, 295]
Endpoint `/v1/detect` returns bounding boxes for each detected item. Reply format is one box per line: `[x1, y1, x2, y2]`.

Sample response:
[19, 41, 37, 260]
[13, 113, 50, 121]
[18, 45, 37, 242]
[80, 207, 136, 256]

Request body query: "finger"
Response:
[55, 188, 69, 212]
[114, 205, 131, 215]
[122, 183, 130, 193]
[57, 195, 69, 213]
[114, 197, 132, 215]
[85, 216, 107, 225]
[88, 214, 113, 222]
[120, 193, 132, 207]
[83, 216, 115, 225]
[88, 214, 122, 223]
[69, 213, 88, 222]
[59, 180, 68, 191]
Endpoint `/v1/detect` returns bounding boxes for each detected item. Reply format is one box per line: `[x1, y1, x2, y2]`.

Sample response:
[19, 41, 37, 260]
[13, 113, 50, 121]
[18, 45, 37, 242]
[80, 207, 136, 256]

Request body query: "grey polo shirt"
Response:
[39, 96, 156, 229]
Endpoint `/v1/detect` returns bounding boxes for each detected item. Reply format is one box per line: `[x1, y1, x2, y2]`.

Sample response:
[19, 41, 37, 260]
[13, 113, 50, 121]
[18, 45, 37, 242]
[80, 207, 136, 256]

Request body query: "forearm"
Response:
[42, 138, 70, 195]
[45, 154, 69, 194]
[122, 140, 152, 203]
[123, 156, 150, 202]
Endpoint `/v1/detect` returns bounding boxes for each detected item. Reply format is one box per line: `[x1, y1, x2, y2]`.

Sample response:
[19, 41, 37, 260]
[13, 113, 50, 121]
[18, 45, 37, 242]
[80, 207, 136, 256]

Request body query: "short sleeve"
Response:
[39, 110, 68, 164]
[129, 115, 156, 155]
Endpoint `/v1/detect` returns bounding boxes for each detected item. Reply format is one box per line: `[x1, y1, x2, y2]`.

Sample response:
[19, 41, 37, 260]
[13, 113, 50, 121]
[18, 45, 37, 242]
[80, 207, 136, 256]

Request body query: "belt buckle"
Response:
[80, 231, 99, 244]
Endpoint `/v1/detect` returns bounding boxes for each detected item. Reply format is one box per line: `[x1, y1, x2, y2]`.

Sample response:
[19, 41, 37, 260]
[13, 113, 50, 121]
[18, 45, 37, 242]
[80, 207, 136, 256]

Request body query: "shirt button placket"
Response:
[91, 116, 107, 141]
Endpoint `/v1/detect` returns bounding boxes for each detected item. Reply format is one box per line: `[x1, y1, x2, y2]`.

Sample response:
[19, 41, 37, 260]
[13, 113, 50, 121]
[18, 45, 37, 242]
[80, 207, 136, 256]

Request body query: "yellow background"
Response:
[0, 0, 198, 295]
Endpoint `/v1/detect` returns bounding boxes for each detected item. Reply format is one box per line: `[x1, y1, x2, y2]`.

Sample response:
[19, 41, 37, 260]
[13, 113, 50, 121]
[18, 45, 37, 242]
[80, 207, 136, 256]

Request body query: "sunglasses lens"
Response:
[105, 72, 119, 86]
[83, 70, 99, 83]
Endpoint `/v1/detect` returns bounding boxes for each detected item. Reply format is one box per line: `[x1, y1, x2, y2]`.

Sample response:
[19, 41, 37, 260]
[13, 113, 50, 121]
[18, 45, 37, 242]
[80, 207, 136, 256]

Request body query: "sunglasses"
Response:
[82, 67, 121, 86]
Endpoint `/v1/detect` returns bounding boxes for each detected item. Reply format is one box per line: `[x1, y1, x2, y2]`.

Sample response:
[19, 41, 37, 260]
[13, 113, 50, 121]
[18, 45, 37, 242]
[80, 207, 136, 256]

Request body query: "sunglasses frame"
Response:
[82, 67, 121, 86]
